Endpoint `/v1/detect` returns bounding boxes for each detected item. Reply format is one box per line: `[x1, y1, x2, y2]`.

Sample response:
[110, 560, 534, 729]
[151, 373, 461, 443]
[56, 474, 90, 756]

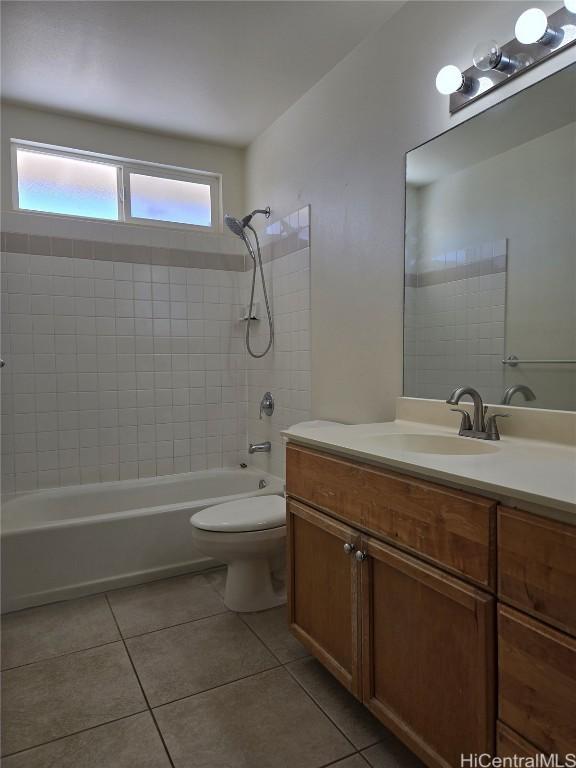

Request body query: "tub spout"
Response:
[249, 441, 271, 454]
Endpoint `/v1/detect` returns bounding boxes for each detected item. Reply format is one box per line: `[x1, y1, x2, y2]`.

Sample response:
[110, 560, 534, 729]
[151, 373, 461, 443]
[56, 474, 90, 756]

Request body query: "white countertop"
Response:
[282, 419, 576, 525]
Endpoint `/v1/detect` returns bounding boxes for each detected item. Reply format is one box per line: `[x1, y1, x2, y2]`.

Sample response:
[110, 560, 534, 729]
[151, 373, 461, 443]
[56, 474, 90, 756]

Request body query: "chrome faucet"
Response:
[249, 441, 271, 454]
[501, 384, 536, 405]
[446, 386, 509, 441]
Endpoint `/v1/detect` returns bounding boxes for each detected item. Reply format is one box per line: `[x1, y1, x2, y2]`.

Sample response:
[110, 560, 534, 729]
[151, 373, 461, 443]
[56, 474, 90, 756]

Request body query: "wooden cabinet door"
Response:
[360, 537, 495, 768]
[287, 498, 362, 697]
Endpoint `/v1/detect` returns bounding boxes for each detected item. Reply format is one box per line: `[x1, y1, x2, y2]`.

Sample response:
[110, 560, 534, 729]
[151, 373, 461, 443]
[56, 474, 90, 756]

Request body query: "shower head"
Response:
[224, 207, 271, 238]
[224, 215, 246, 238]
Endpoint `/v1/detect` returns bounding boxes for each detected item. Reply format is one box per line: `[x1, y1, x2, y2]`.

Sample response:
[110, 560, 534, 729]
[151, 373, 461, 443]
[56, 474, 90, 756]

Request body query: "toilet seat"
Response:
[191, 495, 286, 533]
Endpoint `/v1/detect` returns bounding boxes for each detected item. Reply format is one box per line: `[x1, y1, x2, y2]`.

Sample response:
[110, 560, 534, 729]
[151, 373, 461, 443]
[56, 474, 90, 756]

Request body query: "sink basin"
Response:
[361, 433, 499, 456]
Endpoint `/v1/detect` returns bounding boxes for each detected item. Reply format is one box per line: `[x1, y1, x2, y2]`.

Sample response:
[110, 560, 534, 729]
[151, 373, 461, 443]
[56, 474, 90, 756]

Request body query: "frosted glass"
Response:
[129, 173, 211, 226]
[17, 149, 119, 220]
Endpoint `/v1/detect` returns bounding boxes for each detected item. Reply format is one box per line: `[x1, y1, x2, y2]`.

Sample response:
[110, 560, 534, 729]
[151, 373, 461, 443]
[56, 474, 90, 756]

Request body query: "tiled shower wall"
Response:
[243, 206, 311, 479]
[1, 206, 311, 492]
[404, 239, 507, 403]
[1, 242, 248, 494]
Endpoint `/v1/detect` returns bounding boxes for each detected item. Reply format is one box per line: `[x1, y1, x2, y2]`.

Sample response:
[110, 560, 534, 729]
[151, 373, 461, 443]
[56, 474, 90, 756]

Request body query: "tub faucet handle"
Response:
[259, 392, 274, 420]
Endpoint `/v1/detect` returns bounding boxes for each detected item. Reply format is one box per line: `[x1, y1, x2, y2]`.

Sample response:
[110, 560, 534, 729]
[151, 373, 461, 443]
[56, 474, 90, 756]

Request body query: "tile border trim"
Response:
[1, 231, 245, 272]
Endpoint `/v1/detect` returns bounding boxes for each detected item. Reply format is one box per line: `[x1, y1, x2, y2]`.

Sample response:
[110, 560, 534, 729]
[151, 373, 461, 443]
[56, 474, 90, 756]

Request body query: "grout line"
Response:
[283, 661, 359, 755]
[0, 710, 149, 760]
[1, 637, 121, 673]
[104, 594, 177, 768]
[236, 611, 287, 665]
[113, 606, 230, 642]
[150, 662, 284, 713]
[318, 752, 369, 768]
[150, 659, 301, 713]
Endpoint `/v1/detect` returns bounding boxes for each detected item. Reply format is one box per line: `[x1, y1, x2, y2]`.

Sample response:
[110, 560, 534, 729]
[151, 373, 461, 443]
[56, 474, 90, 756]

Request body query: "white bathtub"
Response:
[1, 469, 284, 612]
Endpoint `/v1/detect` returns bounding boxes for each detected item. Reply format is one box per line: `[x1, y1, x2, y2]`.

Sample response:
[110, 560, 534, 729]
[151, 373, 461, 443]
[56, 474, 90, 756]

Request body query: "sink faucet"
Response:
[249, 441, 271, 454]
[446, 386, 508, 441]
[501, 384, 536, 405]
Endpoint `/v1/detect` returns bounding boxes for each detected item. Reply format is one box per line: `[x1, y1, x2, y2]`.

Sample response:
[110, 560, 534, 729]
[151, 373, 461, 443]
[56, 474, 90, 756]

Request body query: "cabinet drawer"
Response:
[286, 444, 364, 526]
[497, 723, 545, 759]
[286, 443, 496, 588]
[498, 605, 576, 756]
[498, 506, 576, 636]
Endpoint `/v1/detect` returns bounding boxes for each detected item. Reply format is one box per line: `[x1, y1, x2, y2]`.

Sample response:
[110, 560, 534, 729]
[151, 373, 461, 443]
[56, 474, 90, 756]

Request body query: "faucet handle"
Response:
[450, 408, 473, 434]
[485, 412, 509, 440]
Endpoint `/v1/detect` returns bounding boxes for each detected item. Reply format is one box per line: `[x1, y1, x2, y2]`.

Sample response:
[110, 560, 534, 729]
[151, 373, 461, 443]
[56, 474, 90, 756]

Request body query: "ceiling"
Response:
[1, 1, 402, 147]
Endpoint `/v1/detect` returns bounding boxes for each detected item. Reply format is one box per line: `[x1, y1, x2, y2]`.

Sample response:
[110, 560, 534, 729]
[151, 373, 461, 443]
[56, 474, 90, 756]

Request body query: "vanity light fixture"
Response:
[514, 8, 560, 45]
[441, 3, 575, 113]
[435, 65, 472, 95]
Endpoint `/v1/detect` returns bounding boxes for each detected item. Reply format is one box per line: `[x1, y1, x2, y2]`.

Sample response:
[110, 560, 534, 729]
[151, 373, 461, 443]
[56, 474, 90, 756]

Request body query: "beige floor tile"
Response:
[127, 612, 279, 706]
[288, 657, 388, 749]
[362, 732, 424, 768]
[1, 595, 120, 669]
[154, 667, 355, 768]
[241, 605, 309, 663]
[2, 713, 171, 768]
[107, 573, 227, 637]
[1, 642, 146, 756]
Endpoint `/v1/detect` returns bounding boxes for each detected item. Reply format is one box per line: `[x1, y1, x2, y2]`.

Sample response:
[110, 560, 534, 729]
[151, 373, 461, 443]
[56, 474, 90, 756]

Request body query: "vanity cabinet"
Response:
[286, 442, 576, 768]
[286, 444, 497, 768]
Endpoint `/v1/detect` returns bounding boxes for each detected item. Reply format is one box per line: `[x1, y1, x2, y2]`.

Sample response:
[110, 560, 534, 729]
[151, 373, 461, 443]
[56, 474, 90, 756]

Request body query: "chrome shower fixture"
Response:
[224, 206, 274, 359]
[224, 207, 270, 239]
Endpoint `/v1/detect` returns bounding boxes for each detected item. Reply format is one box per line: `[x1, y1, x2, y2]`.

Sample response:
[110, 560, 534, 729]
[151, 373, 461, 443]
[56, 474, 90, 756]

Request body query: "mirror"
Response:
[404, 63, 576, 412]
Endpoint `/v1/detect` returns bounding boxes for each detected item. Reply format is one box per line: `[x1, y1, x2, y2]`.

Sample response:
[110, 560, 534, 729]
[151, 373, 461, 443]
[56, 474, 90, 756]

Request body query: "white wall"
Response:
[1, 103, 246, 245]
[246, 0, 568, 424]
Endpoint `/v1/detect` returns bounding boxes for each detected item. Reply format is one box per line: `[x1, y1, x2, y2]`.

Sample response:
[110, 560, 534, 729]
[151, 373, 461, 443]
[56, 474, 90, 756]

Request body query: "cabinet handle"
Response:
[355, 550, 367, 562]
[343, 543, 355, 555]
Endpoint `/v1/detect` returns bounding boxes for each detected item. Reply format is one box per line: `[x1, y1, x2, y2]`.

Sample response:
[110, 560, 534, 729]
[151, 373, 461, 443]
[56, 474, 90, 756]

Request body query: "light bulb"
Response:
[565, 0, 576, 12]
[435, 65, 465, 95]
[473, 40, 502, 71]
[515, 8, 553, 44]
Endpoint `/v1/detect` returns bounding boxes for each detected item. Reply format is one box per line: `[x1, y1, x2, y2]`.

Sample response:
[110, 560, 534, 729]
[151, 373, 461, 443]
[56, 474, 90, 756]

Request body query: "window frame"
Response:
[11, 139, 222, 233]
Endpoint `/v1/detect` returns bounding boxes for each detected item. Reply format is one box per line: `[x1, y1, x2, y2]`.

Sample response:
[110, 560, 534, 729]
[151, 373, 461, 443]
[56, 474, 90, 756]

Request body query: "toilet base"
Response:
[224, 558, 286, 612]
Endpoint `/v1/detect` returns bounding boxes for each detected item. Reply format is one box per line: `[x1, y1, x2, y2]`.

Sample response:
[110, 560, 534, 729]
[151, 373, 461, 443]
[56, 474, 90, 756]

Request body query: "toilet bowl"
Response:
[190, 495, 286, 612]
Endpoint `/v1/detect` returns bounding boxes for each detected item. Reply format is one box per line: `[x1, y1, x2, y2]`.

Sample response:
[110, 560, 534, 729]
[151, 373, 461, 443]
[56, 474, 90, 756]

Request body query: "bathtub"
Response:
[1, 469, 284, 612]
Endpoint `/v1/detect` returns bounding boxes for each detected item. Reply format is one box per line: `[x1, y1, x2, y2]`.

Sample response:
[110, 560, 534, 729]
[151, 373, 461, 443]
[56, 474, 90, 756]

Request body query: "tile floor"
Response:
[1, 569, 423, 768]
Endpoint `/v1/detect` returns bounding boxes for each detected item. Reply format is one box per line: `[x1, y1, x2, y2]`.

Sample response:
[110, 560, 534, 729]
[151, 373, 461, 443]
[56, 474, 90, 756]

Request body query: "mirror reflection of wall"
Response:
[404, 64, 576, 412]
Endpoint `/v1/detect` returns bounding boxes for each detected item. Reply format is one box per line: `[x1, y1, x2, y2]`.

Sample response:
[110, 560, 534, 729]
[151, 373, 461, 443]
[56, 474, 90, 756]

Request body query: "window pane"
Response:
[16, 149, 119, 220]
[129, 173, 212, 227]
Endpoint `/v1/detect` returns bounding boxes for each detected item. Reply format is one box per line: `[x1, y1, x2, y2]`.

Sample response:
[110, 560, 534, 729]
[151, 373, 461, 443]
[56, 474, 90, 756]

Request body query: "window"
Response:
[127, 171, 212, 227]
[16, 149, 119, 220]
[12, 141, 220, 231]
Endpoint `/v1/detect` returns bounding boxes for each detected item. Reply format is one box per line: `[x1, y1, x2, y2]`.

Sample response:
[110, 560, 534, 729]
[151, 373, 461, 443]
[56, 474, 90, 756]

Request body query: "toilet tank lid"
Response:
[191, 495, 286, 532]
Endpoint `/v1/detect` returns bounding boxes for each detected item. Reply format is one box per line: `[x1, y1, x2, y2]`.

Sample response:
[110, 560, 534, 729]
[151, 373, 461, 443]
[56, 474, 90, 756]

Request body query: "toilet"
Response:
[190, 495, 286, 612]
